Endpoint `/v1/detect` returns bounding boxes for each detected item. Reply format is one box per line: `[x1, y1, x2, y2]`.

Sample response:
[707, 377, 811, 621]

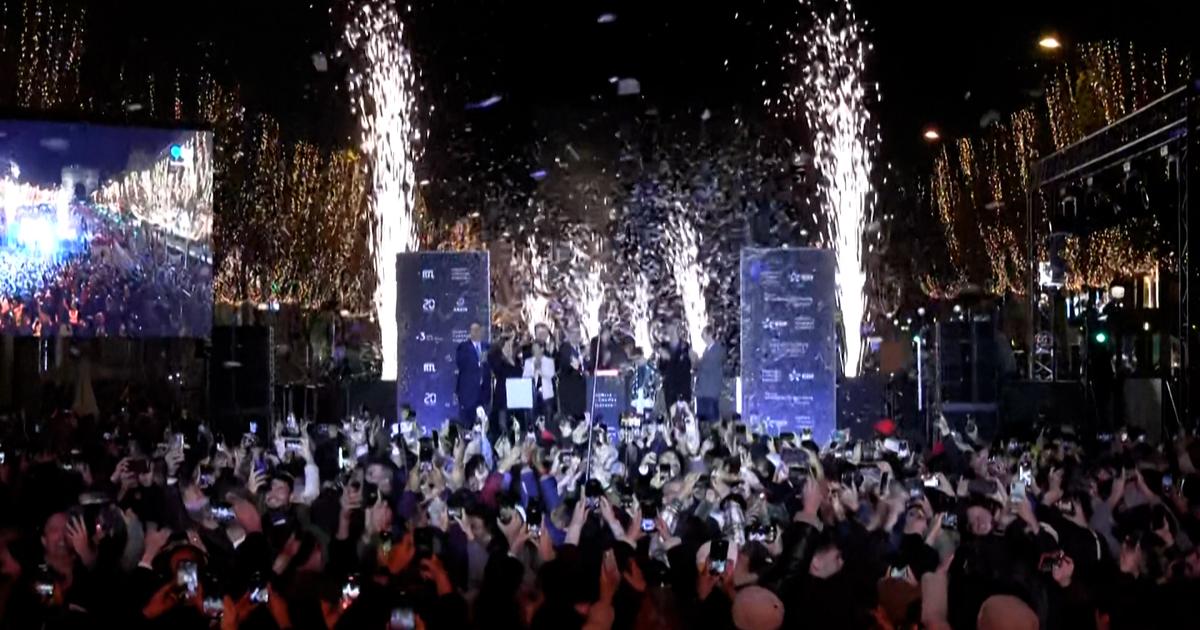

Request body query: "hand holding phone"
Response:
[708, 538, 729, 575]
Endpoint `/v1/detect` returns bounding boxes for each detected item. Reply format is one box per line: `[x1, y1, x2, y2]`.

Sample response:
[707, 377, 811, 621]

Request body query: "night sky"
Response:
[0, 120, 188, 186]
[59, 0, 1194, 194]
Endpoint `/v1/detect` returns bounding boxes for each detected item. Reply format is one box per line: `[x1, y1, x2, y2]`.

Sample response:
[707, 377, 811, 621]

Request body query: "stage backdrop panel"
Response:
[740, 247, 837, 443]
[396, 252, 490, 432]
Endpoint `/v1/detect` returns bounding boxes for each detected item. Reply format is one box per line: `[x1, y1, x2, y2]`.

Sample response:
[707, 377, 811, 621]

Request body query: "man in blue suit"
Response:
[455, 322, 491, 426]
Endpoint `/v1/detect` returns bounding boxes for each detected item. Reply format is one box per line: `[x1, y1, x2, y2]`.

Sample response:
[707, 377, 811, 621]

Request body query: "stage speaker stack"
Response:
[209, 326, 274, 437]
[937, 314, 1002, 441]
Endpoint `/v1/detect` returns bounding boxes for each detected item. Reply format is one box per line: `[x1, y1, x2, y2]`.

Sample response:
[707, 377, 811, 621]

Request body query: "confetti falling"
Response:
[344, 0, 422, 380]
[794, 0, 877, 377]
[666, 205, 710, 352]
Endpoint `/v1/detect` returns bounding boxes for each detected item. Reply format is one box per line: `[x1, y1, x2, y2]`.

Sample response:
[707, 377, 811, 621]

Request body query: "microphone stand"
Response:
[584, 330, 605, 482]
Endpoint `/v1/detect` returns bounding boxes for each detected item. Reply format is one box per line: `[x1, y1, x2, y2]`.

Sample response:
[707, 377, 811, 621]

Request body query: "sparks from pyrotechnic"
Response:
[794, 0, 875, 377]
[631, 273, 653, 355]
[577, 257, 605, 341]
[667, 206, 710, 352]
[344, 0, 421, 381]
[522, 235, 551, 334]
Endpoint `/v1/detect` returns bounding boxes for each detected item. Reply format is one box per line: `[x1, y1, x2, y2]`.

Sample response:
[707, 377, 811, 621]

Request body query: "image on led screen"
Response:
[0, 120, 212, 337]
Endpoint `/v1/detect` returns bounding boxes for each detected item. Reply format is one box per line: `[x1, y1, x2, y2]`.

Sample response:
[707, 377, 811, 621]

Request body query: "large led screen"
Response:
[0, 120, 212, 337]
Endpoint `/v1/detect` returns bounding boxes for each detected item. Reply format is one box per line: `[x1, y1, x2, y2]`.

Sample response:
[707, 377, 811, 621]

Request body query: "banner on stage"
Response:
[587, 369, 627, 424]
[740, 247, 837, 443]
[395, 251, 490, 432]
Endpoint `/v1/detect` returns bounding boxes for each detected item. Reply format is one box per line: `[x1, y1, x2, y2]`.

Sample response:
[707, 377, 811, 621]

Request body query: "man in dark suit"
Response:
[456, 322, 490, 426]
[657, 321, 693, 408]
[556, 327, 587, 420]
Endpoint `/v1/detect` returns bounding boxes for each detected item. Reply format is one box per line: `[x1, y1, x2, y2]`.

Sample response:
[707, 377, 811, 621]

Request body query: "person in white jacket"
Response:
[523, 340, 557, 420]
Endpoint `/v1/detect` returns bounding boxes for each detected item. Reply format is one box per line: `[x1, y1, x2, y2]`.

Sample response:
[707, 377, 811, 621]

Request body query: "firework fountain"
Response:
[631, 272, 653, 354]
[344, 0, 421, 381]
[577, 261, 605, 340]
[521, 235, 551, 333]
[794, 0, 876, 377]
[666, 206, 710, 352]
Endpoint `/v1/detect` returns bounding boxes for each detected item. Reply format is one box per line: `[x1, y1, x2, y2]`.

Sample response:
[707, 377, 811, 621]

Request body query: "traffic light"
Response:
[1093, 330, 1108, 344]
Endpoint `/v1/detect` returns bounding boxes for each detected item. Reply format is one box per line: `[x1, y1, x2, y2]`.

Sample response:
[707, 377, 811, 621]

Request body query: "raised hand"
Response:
[384, 531, 416, 575]
[165, 448, 185, 477]
[419, 555, 453, 596]
[1051, 554, 1075, 588]
[141, 525, 173, 565]
[364, 494, 393, 538]
[65, 515, 96, 567]
[597, 550, 620, 604]
[247, 466, 266, 496]
[622, 556, 647, 593]
[142, 581, 179, 619]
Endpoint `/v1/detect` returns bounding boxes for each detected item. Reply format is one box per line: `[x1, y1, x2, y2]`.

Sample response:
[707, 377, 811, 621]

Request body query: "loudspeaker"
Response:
[210, 326, 273, 431]
[998, 380, 1087, 439]
[938, 318, 1000, 404]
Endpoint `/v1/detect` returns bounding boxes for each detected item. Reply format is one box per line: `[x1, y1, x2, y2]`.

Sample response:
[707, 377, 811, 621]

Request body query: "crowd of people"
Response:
[0, 200, 211, 339]
[2, 365, 1200, 630]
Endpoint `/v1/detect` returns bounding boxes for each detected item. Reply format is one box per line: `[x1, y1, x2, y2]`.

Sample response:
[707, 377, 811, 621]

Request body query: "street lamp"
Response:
[1038, 35, 1062, 50]
[923, 128, 940, 141]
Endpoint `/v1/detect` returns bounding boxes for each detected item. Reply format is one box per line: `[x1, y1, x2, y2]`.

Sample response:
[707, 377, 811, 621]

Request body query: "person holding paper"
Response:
[487, 334, 522, 439]
[455, 322, 491, 426]
[523, 340, 556, 421]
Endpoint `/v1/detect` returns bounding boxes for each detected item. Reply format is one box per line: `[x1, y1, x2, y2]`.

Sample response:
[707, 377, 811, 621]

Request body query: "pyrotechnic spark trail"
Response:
[344, 1, 421, 380]
[794, 0, 876, 377]
[631, 272, 653, 355]
[666, 207, 710, 351]
[577, 261, 605, 341]
[522, 236, 551, 334]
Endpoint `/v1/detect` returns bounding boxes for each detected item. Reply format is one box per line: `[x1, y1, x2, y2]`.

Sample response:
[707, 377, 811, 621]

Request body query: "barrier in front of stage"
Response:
[395, 252, 490, 432]
[740, 247, 837, 443]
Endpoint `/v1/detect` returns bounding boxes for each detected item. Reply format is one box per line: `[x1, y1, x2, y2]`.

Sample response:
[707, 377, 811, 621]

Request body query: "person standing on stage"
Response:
[657, 321, 693, 408]
[523, 340, 557, 421]
[626, 347, 661, 417]
[694, 325, 725, 422]
[486, 334, 522, 439]
[587, 322, 628, 372]
[523, 322, 557, 362]
[455, 322, 491, 426]
[556, 327, 587, 420]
